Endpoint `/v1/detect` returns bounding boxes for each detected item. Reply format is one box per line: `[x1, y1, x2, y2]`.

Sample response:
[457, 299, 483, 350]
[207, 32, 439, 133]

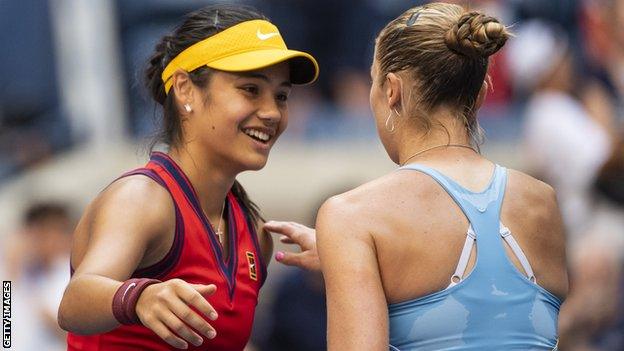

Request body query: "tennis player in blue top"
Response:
[268, 2, 568, 350]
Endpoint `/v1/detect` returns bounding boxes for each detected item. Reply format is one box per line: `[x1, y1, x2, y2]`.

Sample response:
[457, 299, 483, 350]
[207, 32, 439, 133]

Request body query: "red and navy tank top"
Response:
[67, 152, 267, 350]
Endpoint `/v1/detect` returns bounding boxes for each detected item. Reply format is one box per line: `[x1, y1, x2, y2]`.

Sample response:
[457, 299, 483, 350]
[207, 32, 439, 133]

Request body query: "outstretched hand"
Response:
[263, 221, 320, 271]
[136, 279, 218, 349]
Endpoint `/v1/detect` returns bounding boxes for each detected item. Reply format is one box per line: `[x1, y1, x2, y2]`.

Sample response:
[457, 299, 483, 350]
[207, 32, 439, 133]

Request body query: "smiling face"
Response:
[178, 63, 291, 173]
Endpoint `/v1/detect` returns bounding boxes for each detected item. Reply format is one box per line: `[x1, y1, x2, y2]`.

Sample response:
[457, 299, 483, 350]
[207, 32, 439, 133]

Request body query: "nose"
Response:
[256, 95, 282, 125]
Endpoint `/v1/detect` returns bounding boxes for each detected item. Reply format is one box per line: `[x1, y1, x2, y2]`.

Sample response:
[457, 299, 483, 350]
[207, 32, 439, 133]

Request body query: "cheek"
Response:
[278, 109, 289, 133]
[210, 96, 253, 130]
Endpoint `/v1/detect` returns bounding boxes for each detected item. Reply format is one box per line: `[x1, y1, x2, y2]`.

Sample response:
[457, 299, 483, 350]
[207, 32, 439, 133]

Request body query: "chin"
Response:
[241, 154, 270, 171]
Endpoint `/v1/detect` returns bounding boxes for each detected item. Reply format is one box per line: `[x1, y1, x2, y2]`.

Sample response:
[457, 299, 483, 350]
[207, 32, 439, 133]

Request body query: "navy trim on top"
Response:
[69, 168, 185, 280]
[226, 200, 239, 300]
[150, 152, 238, 297]
[239, 202, 268, 287]
[127, 169, 185, 280]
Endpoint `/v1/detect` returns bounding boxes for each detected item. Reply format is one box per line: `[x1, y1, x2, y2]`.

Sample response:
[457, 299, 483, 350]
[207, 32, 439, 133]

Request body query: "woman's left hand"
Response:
[263, 221, 320, 271]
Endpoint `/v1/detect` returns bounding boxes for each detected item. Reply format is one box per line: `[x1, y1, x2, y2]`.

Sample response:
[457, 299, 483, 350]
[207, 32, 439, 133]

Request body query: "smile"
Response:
[242, 128, 272, 143]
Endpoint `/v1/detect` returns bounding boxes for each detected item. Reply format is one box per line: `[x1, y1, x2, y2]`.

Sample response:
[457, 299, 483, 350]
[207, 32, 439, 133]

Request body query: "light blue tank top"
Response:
[389, 164, 561, 351]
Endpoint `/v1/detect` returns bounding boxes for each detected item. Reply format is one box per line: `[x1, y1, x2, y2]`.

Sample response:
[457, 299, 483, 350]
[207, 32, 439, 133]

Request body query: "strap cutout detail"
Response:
[447, 223, 537, 287]
[448, 226, 476, 288]
[500, 223, 536, 283]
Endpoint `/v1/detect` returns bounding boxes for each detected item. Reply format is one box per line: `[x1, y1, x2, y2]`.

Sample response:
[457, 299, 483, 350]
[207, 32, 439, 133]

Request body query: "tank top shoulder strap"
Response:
[70, 166, 180, 278]
[397, 163, 507, 221]
[398, 163, 509, 266]
[118, 167, 167, 188]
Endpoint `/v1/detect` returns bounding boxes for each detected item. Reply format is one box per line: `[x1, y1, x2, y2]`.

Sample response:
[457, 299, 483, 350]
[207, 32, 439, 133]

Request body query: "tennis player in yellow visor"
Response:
[162, 19, 319, 93]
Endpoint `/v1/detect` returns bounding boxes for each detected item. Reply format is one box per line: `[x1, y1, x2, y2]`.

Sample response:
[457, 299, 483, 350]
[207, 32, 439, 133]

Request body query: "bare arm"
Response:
[58, 177, 162, 332]
[58, 177, 218, 349]
[536, 182, 569, 301]
[256, 219, 274, 268]
[507, 170, 569, 301]
[316, 196, 388, 351]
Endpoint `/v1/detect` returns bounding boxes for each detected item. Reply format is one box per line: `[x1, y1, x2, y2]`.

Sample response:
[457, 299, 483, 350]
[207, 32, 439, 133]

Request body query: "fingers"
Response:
[160, 310, 204, 347]
[146, 319, 189, 349]
[275, 251, 305, 268]
[263, 221, 298, 236]
[189, 283, 217, 297]
[279, 236, 295, 244]
[138, 280, 220, 348]
[264, 221, 314, 247]
[166, 296, 217, 341]
[181, 284, 219, 321]
[275, 250, 321, 271]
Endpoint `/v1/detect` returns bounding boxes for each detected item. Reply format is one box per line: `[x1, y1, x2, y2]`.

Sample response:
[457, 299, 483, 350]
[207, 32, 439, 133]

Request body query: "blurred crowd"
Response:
[1, 0, 623, 350]
[2, 202, 71, 351]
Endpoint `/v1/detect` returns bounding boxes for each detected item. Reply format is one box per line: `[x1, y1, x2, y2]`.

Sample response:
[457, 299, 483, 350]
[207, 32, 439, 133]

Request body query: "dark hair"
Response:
[375, 3, 510, 146]
[23, 202, 70, 226]
[144, 4, 267, 223]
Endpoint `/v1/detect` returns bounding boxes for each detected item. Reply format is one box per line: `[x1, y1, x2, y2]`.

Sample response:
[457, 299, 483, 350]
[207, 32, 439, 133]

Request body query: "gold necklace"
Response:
[400, 144, 477, 166]
[214, 201, 226, 245]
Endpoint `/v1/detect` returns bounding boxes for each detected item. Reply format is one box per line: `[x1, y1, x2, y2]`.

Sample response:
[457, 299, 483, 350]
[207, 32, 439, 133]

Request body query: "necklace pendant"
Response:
[216, 229, 223, 243]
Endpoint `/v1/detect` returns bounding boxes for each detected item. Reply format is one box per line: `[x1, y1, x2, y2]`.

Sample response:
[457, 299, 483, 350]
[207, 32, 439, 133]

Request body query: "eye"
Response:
[276, 92, 289, 102]
[239, 85, 259, 95]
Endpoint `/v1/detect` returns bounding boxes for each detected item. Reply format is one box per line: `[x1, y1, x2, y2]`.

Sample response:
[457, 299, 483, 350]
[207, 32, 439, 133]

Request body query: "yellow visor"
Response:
[162, 19, 319, 93]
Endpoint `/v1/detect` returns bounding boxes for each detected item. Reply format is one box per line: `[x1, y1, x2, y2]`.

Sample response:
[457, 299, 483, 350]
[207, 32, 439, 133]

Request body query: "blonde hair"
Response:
[375, 2, 511, 146]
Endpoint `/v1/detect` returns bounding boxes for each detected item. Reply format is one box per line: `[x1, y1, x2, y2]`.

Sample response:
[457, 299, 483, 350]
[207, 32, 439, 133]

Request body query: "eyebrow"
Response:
[237, 72, 292, 88]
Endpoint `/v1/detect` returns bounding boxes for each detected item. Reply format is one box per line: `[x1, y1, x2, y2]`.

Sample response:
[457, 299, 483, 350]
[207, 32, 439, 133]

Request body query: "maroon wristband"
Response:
[112, 278, 161, 325]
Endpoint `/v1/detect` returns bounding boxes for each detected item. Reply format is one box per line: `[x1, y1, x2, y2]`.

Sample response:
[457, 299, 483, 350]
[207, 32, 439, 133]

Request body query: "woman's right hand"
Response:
[264, 221, 320, 271]
[135, 278, 219, 349]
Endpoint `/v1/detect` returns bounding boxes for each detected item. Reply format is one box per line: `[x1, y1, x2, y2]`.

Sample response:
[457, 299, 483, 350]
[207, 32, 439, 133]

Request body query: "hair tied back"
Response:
[406, 10, 422, 26]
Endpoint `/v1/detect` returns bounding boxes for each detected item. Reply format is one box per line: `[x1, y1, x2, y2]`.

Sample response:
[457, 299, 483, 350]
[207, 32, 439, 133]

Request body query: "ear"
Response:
[475, 78, 489, 110]
[171, 69, 194, 112]
[385, 72, 403, 111]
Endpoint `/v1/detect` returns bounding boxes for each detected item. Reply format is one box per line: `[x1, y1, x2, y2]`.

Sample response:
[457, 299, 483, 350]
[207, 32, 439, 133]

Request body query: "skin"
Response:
[270, 57, 569, 350]
[58, 63, 292, 349]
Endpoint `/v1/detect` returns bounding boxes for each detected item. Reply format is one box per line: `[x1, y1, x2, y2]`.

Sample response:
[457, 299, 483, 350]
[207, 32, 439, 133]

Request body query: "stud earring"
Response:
[184, 104, 192, 113]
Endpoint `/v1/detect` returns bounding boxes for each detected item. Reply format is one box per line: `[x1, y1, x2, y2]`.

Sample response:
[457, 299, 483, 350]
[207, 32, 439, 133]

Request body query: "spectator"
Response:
[508, 20, 612, 240]
[559, 134, 624, 350]
[4, 201, 73, 351]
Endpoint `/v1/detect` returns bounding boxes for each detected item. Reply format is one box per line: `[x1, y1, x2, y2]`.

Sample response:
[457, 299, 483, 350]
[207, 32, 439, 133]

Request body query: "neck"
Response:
[168, 144, 235, 218]
[397, 110, 475, 165]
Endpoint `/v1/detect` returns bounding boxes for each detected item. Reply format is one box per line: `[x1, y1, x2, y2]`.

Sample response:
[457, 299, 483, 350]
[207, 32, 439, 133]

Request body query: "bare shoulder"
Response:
[317, 174, 393, 225]
[316, 171, 433, 240]
[316, 184, 374, 243]
[505, 168, 558, 214]
[90, 174, 174, 228]
[504, 168, 562, 238]
[72, 174, 175, 275]
[505, 169, 568, 300]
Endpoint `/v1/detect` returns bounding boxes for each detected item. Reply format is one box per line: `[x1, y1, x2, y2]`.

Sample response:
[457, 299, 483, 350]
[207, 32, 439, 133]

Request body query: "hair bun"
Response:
[445, 11, 509, 59]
